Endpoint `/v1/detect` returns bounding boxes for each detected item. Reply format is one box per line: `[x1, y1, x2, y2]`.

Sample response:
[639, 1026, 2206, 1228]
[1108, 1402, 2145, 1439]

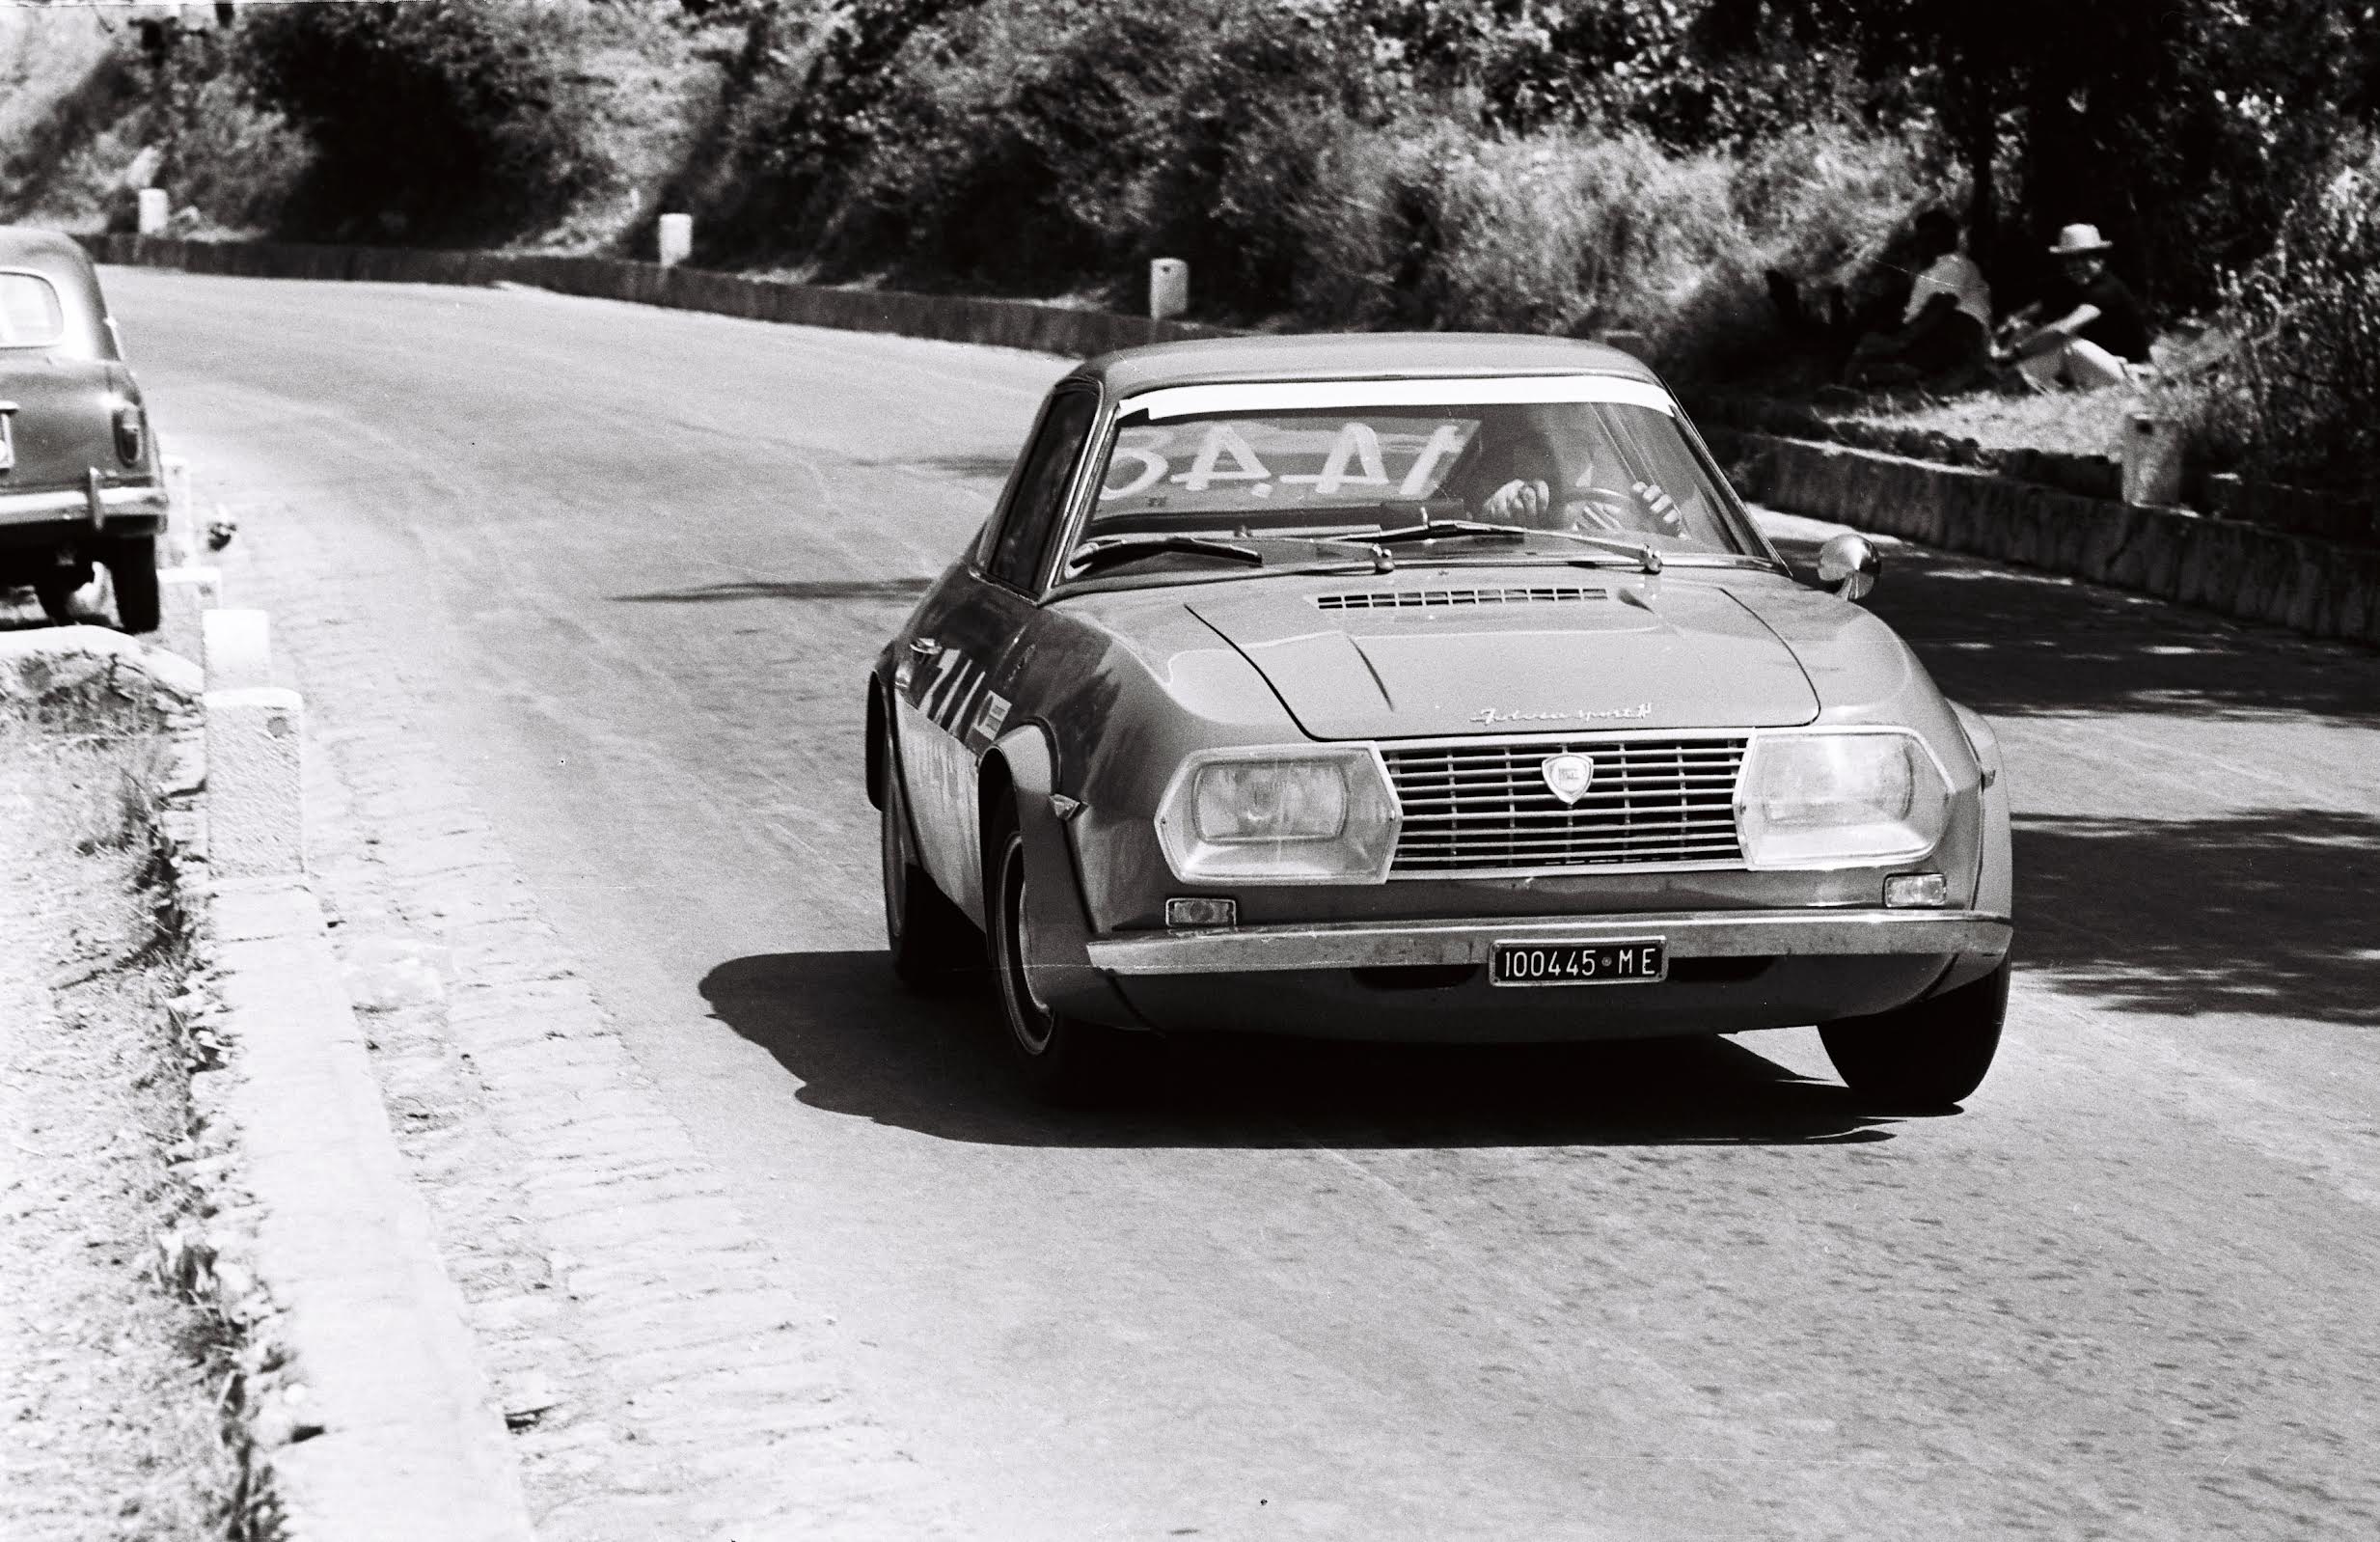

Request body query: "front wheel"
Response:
[987, 804, 1132, 1105]
[1820, 960, 2009, 1111]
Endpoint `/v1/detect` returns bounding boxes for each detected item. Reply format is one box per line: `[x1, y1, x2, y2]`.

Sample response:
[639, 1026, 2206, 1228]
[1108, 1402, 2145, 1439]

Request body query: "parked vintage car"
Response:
[867, 335, 2012, 1107]
[0, 226, 165, 632]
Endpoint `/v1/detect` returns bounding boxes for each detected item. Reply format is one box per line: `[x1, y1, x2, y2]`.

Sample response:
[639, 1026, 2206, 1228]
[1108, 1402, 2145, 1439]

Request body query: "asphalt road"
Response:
[106, 269, 2380, 1539]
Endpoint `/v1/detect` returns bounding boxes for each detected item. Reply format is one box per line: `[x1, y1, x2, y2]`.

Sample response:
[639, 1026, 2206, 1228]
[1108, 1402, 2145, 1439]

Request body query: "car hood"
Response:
[1186, 575, 1820, 739]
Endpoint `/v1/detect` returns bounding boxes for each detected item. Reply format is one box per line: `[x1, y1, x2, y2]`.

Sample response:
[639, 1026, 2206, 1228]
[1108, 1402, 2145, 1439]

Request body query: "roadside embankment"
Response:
[2, 617, 535, 1541]
[79, 233, 1229, 359]
[1711, 429, 2380, 647]
[0, 644, 248, 1541]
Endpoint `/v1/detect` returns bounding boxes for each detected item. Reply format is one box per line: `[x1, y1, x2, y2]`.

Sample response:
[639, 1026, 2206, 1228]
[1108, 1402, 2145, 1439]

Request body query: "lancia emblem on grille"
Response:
[1540, 754, 1596, 805]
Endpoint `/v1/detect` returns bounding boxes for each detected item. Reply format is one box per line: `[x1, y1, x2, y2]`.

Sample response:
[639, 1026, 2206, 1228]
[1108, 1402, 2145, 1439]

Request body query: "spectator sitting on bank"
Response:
[1840, 209, 1992, 390]
[1764, 221, 1933, 380]
[1992, 224, 2152, 391]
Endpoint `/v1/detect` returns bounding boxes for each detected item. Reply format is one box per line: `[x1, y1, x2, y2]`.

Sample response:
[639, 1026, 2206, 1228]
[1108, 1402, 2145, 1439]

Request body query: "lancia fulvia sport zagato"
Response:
[867, 335, 2011, 1107]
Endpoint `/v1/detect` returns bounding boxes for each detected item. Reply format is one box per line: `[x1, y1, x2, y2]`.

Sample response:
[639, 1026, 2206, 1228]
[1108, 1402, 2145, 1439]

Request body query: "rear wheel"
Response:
[106, 537, 159, 634]
[987, 803, 1131, 1105]
[878, 718, 980, 991]
[1820, 960, 2009, 1111]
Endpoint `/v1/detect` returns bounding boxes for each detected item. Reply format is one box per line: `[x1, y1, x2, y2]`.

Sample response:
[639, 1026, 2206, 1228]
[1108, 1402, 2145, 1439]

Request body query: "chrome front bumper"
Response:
[1083, 909, 2012, 976]
[0, 480, 170, 529]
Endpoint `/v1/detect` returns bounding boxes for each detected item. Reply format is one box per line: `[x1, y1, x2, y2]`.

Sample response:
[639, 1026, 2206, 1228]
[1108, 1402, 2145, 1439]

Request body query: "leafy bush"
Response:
[143, 40, 311, 235]
[2195, 141, 2380, 501]
[701, 0, 1368, 303]
[699, 0, 1935, 367]
[239, 0, 605, 243]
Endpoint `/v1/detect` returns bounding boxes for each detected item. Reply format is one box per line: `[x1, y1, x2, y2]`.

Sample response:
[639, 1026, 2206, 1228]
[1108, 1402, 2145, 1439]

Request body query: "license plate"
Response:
[1491, 939, 1666, 986]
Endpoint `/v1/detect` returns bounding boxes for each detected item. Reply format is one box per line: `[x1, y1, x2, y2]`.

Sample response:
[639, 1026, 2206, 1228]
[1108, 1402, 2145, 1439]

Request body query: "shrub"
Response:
[705, 0, 1367, 306]
[239, 1, 605, 243]
[146, 46, 311, 235]
[2196, 140, 2380, 501]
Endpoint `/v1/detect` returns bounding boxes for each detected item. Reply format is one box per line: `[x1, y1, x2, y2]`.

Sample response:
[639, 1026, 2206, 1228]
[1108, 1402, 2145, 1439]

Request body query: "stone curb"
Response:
[78, 233, 1236, 359]
[1711, 429, 2380, 648]
[194, 877, 537, 1542]
[5, 625, 536, 1541]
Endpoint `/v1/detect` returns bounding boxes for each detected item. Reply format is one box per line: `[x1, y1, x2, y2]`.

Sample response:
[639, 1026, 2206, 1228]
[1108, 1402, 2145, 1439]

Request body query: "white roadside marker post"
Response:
[2121, 412, 2186, 509]
[158, 566, 221, 667]
[1149, 258, 1189, 321]
[162, 455, 195, 563]
[203, 608, 303, 879]
[658, 213, 693, 268]
[155, 455, 219, 665]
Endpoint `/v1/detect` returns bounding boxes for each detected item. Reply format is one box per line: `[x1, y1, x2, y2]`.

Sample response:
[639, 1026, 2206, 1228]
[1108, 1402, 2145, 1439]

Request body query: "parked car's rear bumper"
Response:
[1085, 908, 2011, 974]
[0, 481, 168, 538]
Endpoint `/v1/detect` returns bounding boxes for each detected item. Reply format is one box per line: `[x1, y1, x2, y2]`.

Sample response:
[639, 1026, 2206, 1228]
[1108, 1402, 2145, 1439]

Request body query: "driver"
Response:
[1455, 403, 1682, 537]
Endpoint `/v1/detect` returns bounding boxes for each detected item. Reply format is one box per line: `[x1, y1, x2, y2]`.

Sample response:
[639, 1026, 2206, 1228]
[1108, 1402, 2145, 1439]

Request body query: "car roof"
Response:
[1075, 332, 1663, 398]
[0, 226, 113, 359]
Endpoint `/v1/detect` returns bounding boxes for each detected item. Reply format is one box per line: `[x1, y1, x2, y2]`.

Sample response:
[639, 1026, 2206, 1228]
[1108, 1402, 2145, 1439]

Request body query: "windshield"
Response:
[0, 272, 66, 349]
[1072, 383, 1760, 573]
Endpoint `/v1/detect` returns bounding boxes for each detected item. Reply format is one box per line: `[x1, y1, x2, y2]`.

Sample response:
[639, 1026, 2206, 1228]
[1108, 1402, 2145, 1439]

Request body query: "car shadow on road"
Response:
[609, 577, 934, 605]
[2016, 807, 2380, 1025]
[1767, 536, 2380, 728]
[700, 950, 1900, 1148]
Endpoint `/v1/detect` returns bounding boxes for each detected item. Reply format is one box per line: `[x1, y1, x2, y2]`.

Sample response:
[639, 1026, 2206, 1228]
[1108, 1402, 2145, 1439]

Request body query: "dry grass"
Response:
[0, 696, 249, 1542]
[1833, 388, 2147, 460]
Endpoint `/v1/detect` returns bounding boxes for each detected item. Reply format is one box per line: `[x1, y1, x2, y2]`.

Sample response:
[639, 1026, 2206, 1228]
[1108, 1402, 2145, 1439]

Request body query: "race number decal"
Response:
[1100, 416, 1480, 512]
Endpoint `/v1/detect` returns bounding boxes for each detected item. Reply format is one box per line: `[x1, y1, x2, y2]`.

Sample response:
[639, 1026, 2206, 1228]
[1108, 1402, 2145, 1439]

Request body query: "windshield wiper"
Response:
[1069, 535, 1263, 574]
[1364, 519, 1662, 573]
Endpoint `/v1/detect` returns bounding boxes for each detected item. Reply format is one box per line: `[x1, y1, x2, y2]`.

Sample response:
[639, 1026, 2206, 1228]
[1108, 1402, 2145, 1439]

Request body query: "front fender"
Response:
[1939, 701, 2013, 992]
[986, 725, 1142, 1028]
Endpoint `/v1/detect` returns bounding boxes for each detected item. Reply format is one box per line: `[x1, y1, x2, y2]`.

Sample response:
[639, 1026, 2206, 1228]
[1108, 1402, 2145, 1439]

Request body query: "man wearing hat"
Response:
[1992, 224, 2153, 390]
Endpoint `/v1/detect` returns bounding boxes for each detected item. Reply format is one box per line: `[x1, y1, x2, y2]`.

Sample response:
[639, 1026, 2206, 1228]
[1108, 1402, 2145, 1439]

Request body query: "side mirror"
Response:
[1816, 532, 1880, 601]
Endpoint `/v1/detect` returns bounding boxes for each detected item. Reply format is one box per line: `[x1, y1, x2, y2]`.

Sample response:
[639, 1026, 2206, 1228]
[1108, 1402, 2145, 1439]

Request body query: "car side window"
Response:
[986, 388, 1098, 592]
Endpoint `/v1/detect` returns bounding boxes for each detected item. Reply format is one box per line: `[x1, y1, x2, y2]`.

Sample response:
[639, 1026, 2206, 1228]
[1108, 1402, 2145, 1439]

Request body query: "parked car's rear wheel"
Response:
[987, 802, 1131, 1105]
[878, 718, 979, 991]
[1819, 960, 2009, 1111]
[106, 537, 159, 635]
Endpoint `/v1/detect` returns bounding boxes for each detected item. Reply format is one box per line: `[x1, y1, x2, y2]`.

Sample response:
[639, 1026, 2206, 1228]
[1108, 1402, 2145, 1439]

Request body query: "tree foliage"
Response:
[1697, 0, 2380, 307]
[240, 0, 604, 243]
[2208, 142, 2380, 499]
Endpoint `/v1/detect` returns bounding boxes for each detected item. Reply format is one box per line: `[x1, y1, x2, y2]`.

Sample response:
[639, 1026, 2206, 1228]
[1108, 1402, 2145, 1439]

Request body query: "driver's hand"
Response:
[1481, 478, 1551, 525]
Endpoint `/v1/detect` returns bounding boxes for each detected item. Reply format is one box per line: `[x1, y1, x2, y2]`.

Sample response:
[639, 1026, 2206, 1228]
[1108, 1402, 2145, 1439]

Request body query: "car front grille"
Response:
[1381, 734, 1748, 875]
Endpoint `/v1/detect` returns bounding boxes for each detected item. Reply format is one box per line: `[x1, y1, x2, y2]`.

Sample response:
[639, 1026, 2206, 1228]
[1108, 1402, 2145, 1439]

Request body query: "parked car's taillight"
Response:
[112, 403, 144, 465]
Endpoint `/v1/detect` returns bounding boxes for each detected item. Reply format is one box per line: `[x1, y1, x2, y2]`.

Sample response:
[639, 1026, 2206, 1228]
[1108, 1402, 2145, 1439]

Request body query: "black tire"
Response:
[1820, 959, 2010, 1111]
[32, 566, 85, 624]
[879, 719, 981, 991]
[106, 537, 159, 634]
[986, 803, 1132, 1105]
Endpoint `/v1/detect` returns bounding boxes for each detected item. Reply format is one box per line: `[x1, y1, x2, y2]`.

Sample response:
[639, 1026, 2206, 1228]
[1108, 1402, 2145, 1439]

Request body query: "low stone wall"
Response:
[79, 234, 1233, 359]
[1717, 430, 2380, 647]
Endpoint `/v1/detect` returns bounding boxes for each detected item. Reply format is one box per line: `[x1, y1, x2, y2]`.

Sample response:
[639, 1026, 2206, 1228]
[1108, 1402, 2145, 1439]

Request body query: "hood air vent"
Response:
[1314, 585, 1613, 612]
